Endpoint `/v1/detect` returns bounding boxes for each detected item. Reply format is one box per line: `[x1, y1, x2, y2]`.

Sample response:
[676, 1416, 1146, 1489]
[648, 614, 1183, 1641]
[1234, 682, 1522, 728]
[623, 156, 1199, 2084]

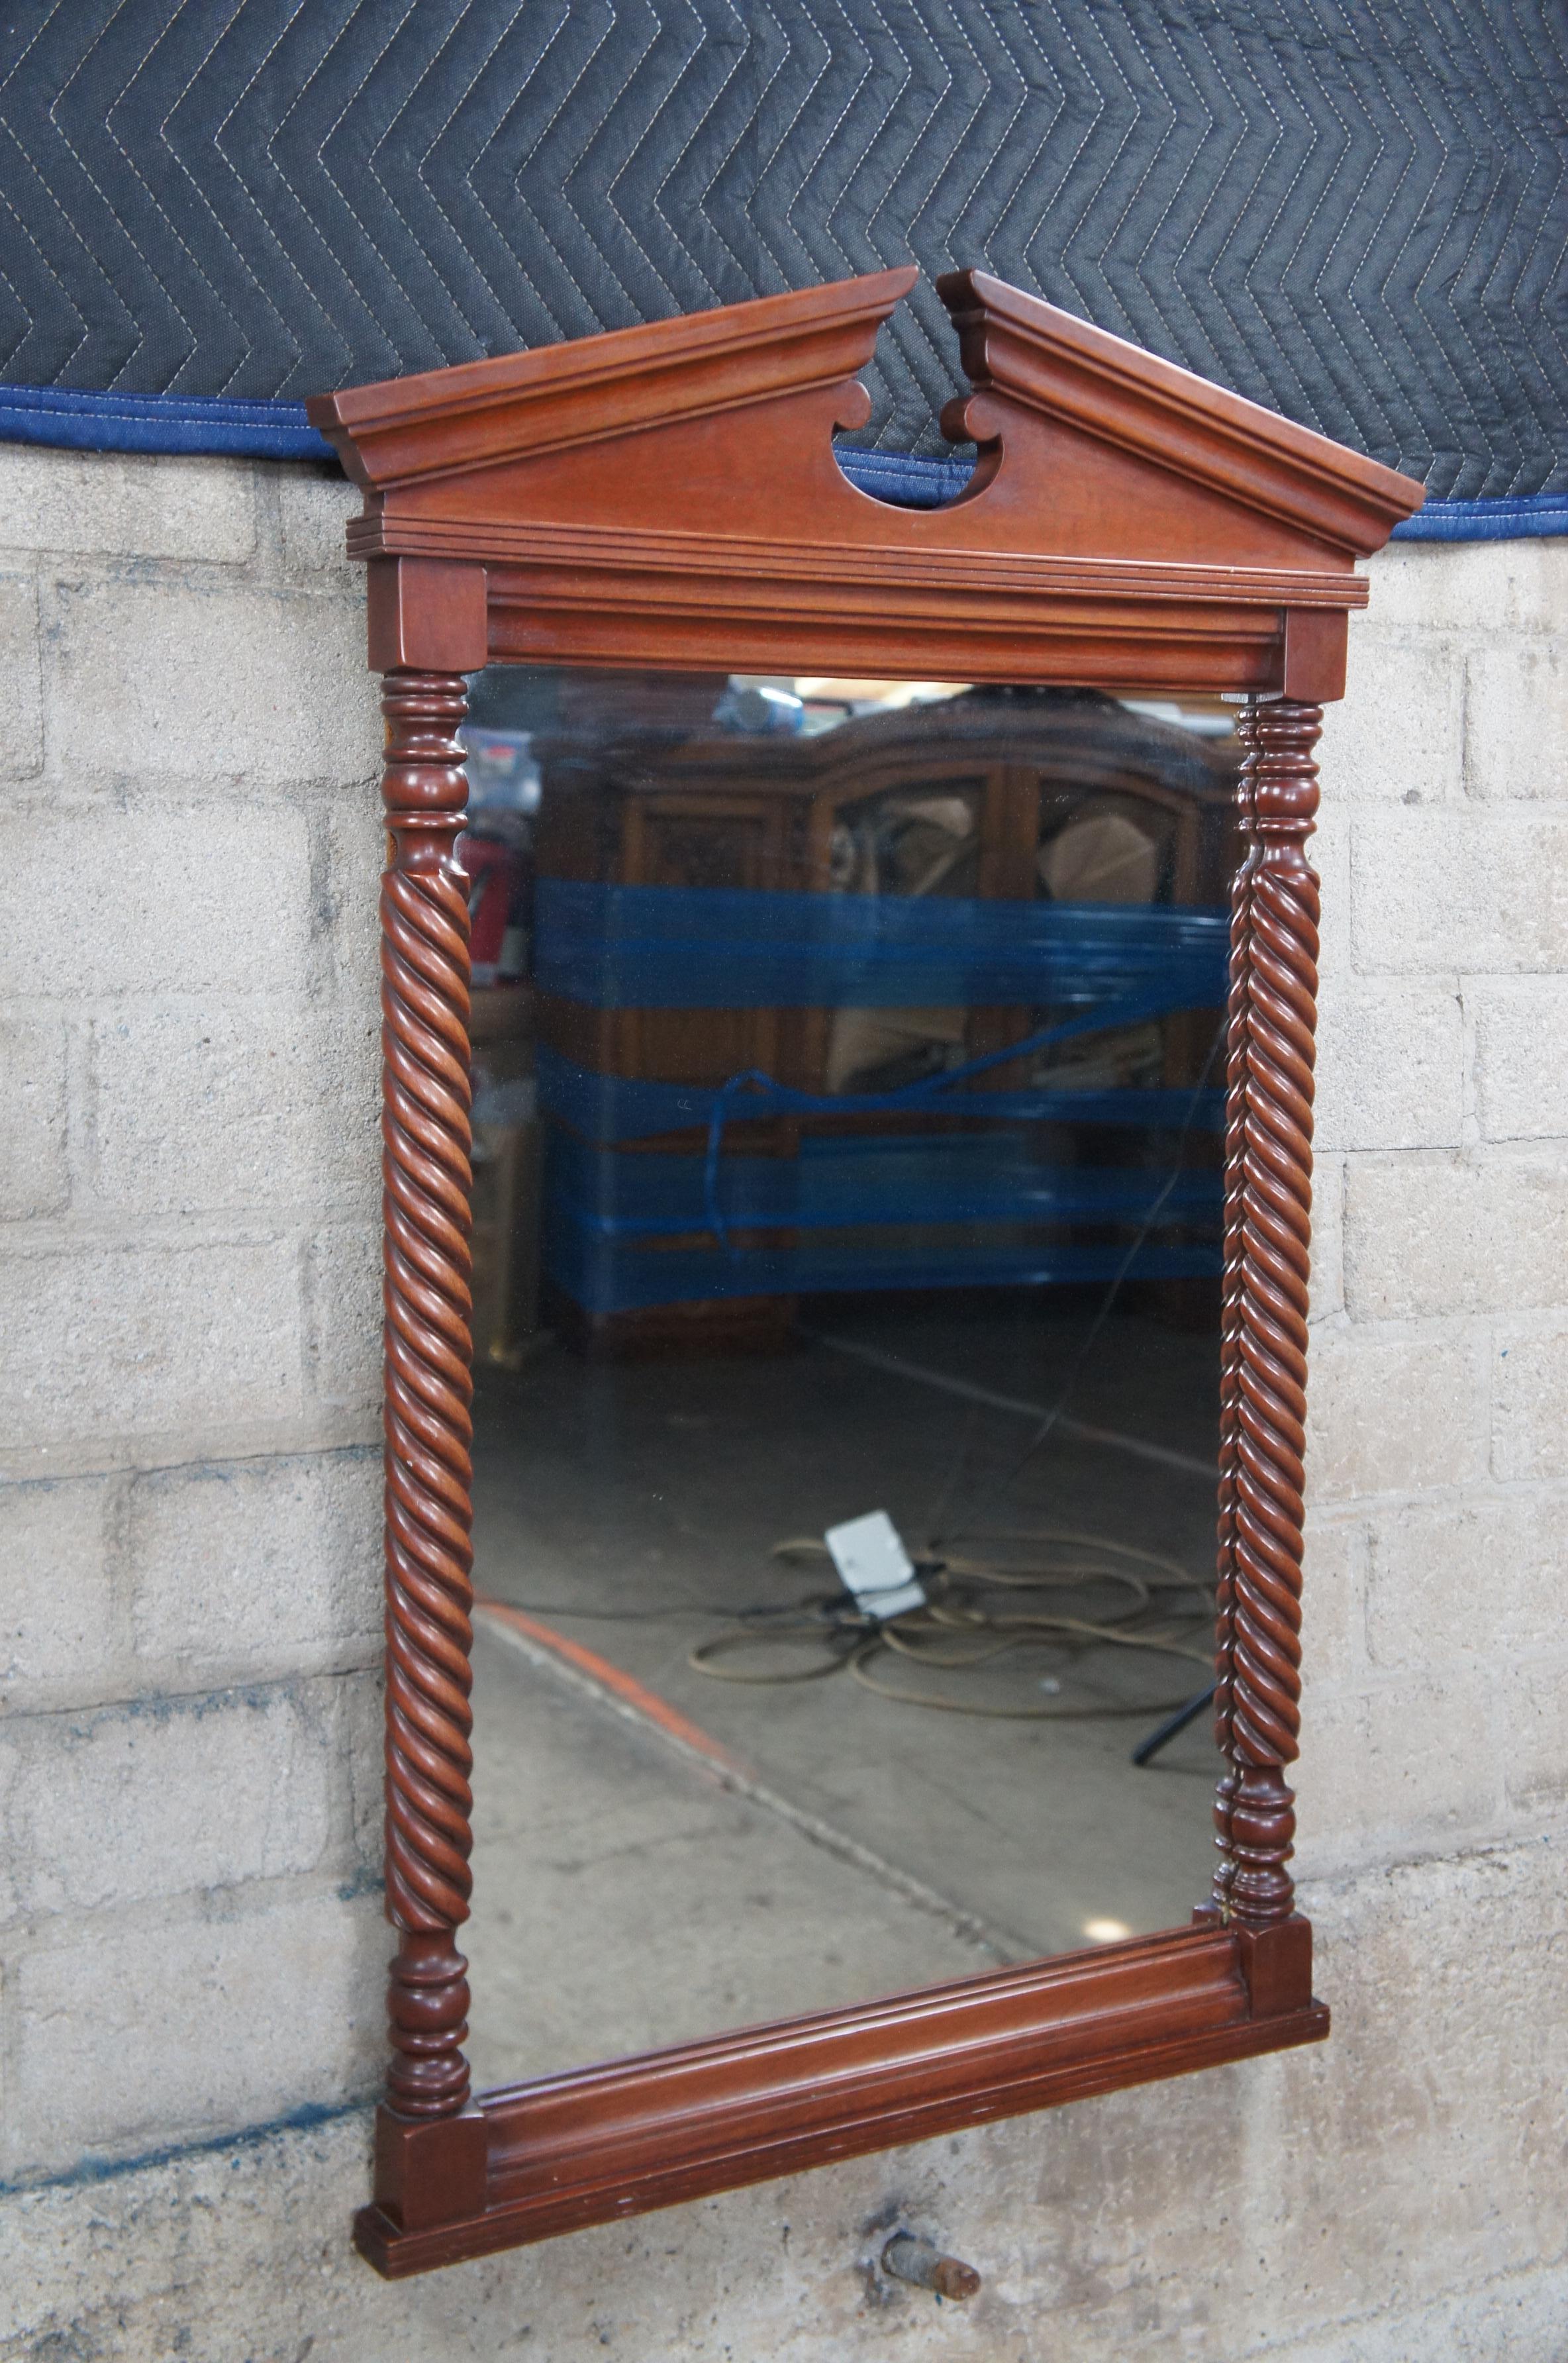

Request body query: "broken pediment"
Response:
[308, 266, 1421, 576]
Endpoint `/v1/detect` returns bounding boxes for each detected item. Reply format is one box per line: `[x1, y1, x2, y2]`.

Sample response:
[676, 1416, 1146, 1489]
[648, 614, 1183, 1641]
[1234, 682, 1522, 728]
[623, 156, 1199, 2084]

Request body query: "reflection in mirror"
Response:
[458, 668, 1239, 2091]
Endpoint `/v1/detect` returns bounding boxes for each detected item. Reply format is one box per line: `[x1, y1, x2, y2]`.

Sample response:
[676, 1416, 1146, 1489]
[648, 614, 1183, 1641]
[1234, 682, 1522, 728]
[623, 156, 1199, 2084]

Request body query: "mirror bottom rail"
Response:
[356, 1915, 1326, 2278]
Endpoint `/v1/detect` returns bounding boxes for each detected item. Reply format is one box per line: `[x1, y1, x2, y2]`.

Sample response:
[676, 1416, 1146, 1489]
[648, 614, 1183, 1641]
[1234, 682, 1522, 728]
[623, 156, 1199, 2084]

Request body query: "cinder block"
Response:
[0, 1682, 338, 1921]
[1300, 1516, 1363, 1692]
[90, 1002, 377, 1217]
[1365, 1487, 1568, 1667]
[1257, 2275, 1568, 2363]
[0, 1013, 69, 1217]
[1272, 1838, 1568, 2319]
[1360, 535, 1568, 634]
[1306, 1317, 1485, 1503]
[0, 803, 313, 997]
[129, 1451, 380, 1681]
[49, 577, 377, 787]
[1314, 981, 1464, 1152]
[1318, 630, 1463, 803]
[322, 795, 386, 1011]
[1, 1884, 383, 2180]
[1464, 638, 1568, 799]
[0, 572, 42, 780]
[277, 469, 360, 581]
[306, 1223, 382, 1414]
[1293, 1667, 1498, 1867]
[0, 445, 257, 563]
[1308, 1153, 1345, 1323]
[1344, 1150, 1568, 1320]
[1492, 1318, 1568, 1481]
[1310, 791, 1353, 988]
[342, 1663, 386, 1876]
[1471, 975, 1568, 1142]
[0, 1477, 121, 1714]
[1350, 806, 1568, 974]
[1502, 1659, 1568, 1813]
[0, 1237, 303, 1453]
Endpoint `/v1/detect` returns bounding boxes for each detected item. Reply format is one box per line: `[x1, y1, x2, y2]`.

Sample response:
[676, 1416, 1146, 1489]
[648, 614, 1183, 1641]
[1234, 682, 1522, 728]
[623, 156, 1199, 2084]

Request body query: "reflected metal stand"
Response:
[1132, 1682, 1216, 1767]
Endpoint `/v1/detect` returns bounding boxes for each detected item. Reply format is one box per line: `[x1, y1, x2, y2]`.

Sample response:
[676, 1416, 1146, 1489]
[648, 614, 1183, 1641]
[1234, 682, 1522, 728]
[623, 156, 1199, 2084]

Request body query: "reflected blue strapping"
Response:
[535, 1045, 1226, 1144]
[542, 1222, 1222, 1314]
[535, 880, 1230, 1010]
[695, 992, 1202, 1246]
[534, 881, 1230, 1309]
[546, 1125, 1221, 1238]
[534, 1044, 1226, 1308]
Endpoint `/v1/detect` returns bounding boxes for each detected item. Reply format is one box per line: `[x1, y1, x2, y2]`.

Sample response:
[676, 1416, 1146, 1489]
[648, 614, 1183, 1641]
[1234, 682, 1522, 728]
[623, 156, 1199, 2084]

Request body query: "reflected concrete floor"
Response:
[466, 1296, 1222, 2090]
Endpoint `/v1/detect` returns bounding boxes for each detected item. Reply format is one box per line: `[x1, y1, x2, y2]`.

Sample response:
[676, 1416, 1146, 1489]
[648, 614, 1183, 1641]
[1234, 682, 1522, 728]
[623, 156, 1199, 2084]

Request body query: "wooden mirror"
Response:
[307, 268, 1423, 2277]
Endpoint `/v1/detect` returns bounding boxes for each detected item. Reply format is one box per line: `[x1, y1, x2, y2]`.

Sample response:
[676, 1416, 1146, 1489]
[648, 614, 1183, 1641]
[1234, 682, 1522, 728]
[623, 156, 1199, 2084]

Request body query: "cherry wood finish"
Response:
[378, 672, 480, 2121]
[307, 269, 1423, 2278]
[358, 1918, 1323, 2276]
[1227, 700, 1323, 1926]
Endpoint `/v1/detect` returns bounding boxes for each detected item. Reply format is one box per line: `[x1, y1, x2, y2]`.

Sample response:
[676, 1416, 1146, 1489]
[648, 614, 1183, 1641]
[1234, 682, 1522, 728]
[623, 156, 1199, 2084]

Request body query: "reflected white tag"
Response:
[824, 1511, 926, 1620]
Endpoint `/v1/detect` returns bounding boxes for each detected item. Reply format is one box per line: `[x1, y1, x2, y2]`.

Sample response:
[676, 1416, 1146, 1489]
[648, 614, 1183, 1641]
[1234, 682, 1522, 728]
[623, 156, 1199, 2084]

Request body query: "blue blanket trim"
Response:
[0, 385, 1562, 539]
[1387, 493, 1568, 542]
[0, 383, 333, 460]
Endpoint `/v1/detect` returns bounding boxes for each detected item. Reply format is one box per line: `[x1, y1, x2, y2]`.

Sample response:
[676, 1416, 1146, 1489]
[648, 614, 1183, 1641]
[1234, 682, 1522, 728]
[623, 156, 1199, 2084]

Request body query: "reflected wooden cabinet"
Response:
[533, 682, 1239, 1353]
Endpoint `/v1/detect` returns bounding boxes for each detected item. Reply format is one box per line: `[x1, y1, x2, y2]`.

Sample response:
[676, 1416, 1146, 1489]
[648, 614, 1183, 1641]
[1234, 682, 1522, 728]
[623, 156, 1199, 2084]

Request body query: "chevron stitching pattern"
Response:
[0, 1, 1563, 497]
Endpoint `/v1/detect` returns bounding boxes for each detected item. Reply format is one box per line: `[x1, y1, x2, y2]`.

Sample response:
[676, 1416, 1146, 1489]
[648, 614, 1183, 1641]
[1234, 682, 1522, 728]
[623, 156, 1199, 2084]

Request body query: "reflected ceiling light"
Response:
[791, 678, 965, 707]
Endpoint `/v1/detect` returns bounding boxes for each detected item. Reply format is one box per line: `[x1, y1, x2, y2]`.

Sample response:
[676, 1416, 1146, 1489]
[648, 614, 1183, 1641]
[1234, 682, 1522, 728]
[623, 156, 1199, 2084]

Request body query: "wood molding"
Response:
[938, 270, 1419, 557]
[310, 268, 1422, 2277]
[311, 267, 915, 491]
[309, 269, 1423, 709]
[356, 1919, 1327, 2276]
[348, 514, 1373, 607]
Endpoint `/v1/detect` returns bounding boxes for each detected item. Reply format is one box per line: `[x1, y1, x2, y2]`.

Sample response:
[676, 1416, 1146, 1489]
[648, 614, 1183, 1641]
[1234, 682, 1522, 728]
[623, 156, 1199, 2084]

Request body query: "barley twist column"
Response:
[1224, 697, 1321, 1927]
[1210, 705, 1260, 1913]
[378, 668, 477, 2115]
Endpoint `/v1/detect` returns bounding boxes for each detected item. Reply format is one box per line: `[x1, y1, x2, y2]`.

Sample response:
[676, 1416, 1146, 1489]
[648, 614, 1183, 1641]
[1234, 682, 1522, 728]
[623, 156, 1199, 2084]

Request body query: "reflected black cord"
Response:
[928, 1015, 1228, 1548]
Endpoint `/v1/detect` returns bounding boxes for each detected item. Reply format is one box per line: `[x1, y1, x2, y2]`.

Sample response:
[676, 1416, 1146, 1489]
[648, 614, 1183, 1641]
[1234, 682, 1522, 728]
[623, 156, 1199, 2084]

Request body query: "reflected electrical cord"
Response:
[924, 1014, 1228, 1550]
[685, 1534, 1215, 1719]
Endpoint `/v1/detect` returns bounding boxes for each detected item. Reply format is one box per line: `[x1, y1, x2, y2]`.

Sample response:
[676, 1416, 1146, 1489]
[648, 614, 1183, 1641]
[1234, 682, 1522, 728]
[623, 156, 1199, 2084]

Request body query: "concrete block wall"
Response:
[0, 448, 387, 2193]
[1, 452, 1563, 2359]
[1302, 539, 1568, 1892]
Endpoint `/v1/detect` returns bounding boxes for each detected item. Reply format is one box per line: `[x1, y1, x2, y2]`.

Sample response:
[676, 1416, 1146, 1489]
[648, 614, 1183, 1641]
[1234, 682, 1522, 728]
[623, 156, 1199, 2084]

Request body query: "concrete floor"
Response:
[465, 1293, 1222, 2091]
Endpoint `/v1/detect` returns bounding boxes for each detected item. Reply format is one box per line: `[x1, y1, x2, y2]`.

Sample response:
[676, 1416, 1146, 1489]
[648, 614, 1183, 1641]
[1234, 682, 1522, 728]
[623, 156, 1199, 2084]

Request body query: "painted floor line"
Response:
[473, 1597, 1020, 1964]
[802, 1329, 1216, 1482]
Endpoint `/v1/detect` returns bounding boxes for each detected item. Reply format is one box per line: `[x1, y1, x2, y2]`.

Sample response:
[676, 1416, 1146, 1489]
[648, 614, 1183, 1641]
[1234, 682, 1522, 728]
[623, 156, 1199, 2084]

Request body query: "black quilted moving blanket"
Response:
[1, 1, 1563, 497]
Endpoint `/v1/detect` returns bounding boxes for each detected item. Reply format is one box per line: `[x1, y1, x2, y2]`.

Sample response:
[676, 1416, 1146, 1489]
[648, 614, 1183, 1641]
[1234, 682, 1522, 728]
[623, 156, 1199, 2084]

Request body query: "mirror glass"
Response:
[458, 666, 1239, 2089]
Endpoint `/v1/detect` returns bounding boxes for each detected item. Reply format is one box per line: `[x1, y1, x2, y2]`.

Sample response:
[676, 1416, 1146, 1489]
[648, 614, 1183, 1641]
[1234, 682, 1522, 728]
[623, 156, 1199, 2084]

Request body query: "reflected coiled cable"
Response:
[687, 1530, 1215, 1720]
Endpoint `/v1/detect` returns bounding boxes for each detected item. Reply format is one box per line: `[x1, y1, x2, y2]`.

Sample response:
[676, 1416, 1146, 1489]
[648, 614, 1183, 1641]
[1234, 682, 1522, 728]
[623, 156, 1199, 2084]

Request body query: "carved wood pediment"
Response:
[309, 267, 1420, 581]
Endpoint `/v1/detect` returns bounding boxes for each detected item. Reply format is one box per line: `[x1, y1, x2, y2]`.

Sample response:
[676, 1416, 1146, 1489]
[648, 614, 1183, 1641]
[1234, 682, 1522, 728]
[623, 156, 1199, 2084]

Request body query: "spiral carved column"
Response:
[378, 668, 477, 2117]
[1210, 707, 1260, 1913]
[1218, 697, 1321, 1929]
